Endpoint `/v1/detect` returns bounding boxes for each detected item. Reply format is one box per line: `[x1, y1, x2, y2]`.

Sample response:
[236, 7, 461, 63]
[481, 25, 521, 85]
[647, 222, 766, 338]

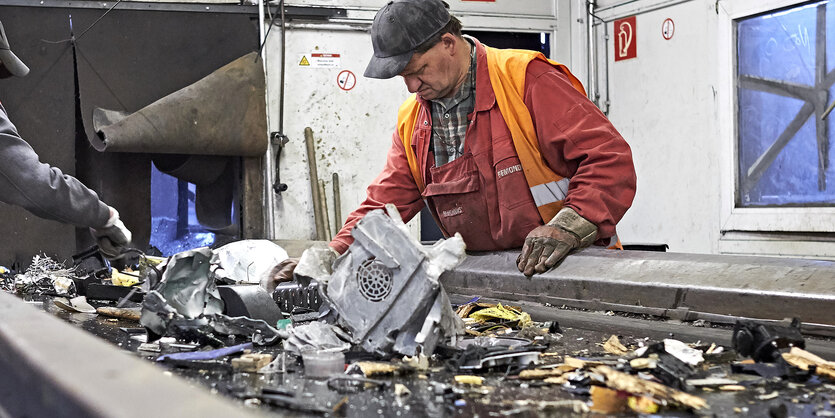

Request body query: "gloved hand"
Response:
[262, 246, 341, 292]
[516, 207, 597, 277]
[90, 206, 132, 259]
[264, 257, 299, 293]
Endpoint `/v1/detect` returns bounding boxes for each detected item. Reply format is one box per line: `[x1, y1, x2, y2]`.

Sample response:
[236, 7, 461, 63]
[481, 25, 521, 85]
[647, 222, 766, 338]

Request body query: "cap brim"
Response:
[364, 49, 415, 79]
[0, 49, 29, 77]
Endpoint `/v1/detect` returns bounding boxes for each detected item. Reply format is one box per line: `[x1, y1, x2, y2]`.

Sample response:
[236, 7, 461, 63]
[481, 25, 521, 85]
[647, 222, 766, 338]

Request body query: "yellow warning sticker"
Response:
[299, 56, 310, 66]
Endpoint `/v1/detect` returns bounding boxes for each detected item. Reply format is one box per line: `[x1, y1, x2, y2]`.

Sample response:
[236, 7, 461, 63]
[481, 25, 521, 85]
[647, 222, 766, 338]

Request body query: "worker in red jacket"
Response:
[274, 0, 635, 283]
[0, 20, 131, 258]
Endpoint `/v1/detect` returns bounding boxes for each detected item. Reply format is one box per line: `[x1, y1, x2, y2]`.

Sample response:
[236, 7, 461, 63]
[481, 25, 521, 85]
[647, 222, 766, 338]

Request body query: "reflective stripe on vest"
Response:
[529, 178, 570, 207]
[396, 45, 586, 223]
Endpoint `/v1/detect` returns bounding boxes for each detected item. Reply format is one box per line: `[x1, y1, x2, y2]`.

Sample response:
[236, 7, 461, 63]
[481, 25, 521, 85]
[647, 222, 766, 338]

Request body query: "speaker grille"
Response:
[356, 259, 393, 302]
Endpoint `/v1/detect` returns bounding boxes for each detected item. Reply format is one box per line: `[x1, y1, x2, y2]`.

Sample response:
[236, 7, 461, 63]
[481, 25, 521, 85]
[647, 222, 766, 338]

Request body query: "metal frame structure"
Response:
[737, 2, 833, 197]
[718, 0, 835, 238]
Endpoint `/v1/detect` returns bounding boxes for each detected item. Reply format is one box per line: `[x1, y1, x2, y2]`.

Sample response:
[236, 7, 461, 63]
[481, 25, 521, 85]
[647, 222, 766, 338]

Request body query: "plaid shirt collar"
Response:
[430, 38, 477, 166]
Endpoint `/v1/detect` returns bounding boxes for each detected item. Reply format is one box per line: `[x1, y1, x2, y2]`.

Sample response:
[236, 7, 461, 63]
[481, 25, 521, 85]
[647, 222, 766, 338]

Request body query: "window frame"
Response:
[718, 0, 835, 234]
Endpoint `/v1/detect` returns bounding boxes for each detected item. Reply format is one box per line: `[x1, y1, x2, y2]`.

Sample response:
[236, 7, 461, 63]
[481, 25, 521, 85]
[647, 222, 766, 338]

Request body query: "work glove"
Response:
[264, 257, 299, 292]
[516, 207, 597, 277]
[90, 206, 132, 259]
[263, 247, 341, 292]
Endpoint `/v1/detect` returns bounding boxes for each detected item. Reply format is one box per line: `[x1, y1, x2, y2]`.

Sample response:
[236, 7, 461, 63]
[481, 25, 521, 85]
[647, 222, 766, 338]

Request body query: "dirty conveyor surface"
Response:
[33, 295, 835, 418]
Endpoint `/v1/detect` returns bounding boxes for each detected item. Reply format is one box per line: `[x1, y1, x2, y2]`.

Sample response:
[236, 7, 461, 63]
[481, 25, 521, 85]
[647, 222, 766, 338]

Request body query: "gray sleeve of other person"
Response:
[0, 102, 110, 228]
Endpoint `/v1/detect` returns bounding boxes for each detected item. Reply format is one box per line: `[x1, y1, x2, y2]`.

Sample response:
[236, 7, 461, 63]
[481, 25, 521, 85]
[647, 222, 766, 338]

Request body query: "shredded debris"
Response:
[592, 365, 709, 410]
[602, 335, 629, 355]
[782, 347, 835, 380]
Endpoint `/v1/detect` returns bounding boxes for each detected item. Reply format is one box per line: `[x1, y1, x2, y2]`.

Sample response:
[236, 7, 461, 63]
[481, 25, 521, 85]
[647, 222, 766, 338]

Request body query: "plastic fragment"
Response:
[394, 383, 411, 397]
[628, 396, 659, 413]
[454, 375, 484, 385]
[231, 352, 273, 372]
[781, 347, 835, 380]
[590, 386, 627, 413]
[603, 335, 629, 355]
[156, 342, 252, 362]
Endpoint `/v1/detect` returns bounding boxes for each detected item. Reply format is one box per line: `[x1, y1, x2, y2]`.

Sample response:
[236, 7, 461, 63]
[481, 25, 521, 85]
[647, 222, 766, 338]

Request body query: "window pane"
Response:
[736, 1, 835, 207]
[149, 163, 216, 256]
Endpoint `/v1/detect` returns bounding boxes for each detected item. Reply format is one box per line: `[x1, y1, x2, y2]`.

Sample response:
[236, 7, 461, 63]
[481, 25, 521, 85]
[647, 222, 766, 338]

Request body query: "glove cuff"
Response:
[547, 207, 598, 248]
[103, 206, 120, 228]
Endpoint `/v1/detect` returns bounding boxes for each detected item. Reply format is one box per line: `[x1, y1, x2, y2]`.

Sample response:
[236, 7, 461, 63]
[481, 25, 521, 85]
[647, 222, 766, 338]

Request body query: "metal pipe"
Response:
[318, 179, 332, 241]
[586, 0, 597, 105]
[259, 0, 275, 239]
[257, 0, 265, 45]
[264, 1, 288, 239]
[304, 127, 326, 241]
[279, 1, 286, 135]
[595, 0, 695, 23]
[332, 172, 342, 237]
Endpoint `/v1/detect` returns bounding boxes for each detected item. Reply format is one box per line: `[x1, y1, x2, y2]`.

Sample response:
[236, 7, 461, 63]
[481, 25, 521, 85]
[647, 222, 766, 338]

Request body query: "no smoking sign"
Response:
[337, 70, 356, 91]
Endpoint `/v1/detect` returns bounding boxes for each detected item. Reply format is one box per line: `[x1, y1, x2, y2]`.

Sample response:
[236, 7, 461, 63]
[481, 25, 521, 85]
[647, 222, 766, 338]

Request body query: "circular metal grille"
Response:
[356, 259, 393, 302]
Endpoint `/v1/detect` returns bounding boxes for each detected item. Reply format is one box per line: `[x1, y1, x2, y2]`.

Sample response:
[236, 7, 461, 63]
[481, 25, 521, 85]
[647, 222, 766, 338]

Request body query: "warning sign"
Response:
[614, 16, 637, 61]
[299, 52, 341, 68]
[337, 70, 356, 91]
[662, 18, 675, 40]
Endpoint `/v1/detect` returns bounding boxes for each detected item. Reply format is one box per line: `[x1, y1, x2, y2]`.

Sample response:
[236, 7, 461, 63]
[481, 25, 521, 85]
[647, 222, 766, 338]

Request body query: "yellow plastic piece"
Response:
[111, 269, 140, 287]
[454, 375, 484, 385]
[628, 396, 659, 413]
[468, 303, 532, 327]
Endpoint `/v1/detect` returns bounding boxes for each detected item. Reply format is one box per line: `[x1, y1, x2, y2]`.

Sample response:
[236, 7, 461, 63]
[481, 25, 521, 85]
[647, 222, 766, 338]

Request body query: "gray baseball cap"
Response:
[0, 20, 29, 78]
[364, 0, 451, 79]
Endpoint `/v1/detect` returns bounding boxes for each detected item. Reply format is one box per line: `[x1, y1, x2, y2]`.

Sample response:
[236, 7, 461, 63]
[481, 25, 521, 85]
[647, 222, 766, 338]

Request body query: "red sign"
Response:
[337, 70, 356, 91]
[662, 18, 675, 40]
[614, 16, 637, 61]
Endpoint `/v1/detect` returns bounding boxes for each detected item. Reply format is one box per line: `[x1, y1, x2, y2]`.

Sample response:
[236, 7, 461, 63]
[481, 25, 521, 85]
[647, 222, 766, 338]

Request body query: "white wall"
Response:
[265, 27, 412, 240]
[596, 0, 720, 253]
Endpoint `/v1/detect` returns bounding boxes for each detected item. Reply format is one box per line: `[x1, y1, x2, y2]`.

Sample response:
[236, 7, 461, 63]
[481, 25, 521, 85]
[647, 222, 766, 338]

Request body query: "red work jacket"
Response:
[330, 39, 636, 254]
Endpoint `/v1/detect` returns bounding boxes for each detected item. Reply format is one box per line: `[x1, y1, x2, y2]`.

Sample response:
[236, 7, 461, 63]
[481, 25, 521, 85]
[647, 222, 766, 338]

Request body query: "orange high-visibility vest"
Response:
[397, 46, 585, 223]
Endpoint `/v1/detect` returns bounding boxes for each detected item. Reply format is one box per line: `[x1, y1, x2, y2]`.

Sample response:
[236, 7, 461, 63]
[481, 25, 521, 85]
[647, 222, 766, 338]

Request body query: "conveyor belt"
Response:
[441, 248, 835, 335]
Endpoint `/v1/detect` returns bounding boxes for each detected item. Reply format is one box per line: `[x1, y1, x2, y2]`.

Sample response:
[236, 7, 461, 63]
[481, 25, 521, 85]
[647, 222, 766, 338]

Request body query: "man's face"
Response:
[398, 35, 460, 101]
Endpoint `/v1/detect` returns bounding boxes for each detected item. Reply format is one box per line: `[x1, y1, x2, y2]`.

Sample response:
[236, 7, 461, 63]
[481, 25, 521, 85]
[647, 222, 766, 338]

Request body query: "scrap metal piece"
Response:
[53, 296, 97, 314]
[217, 285, 283, 326]
[733, 318, 805, 362]
[71, 246, 109, 295]
[208, 314, 283, 346]
[14, 255, 79, 297]
[272, 281, 322, 314]
[140, 291, 185, 338]
[213, 240, 288, 285]
[320, 204, 465, 357]
[86, 283, 144, 303]
[140, 248, 222, 338]
[91, 53, 267, 157]
[283, 321, 350, 354]
[154, 248, 223, 318]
